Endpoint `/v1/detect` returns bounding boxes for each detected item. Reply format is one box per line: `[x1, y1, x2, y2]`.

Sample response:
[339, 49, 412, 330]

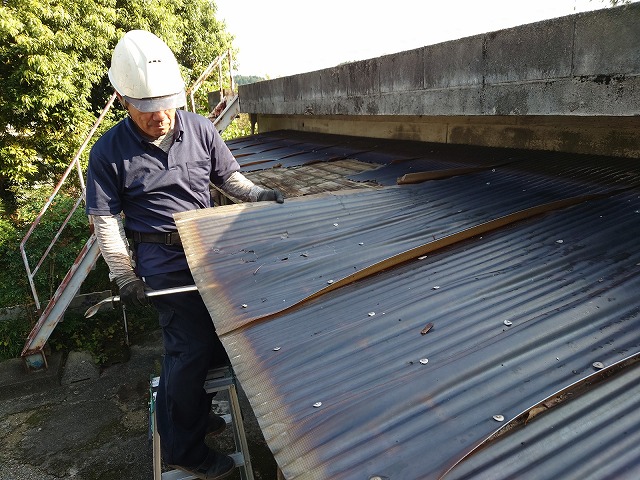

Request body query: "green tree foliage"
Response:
[0, 0, 234, 209]
[221, 113, 253, 141]
[0, 0, 118, 209]
[235, 75, 267, 86]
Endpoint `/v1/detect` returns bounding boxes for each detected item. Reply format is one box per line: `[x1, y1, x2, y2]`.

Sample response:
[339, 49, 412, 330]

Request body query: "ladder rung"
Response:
[161, 451, 246, 479]
[161, 469, 197, 480]
[204, 376, 234, 392]
[230, 451, 246, 467]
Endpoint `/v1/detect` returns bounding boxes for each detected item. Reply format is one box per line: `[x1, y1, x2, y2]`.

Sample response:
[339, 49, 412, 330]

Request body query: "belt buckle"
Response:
[164, 233, 173, 246]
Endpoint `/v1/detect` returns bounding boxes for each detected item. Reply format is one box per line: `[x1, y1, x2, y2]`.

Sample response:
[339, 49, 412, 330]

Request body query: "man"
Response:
[86, 30, 284, 479]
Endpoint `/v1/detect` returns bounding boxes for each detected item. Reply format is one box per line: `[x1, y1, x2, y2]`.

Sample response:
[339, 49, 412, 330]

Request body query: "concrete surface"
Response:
[0, 330, 278, 480]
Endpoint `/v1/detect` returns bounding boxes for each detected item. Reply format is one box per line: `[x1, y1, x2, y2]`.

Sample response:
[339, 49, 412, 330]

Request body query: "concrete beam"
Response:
[237, 4, 640, 157]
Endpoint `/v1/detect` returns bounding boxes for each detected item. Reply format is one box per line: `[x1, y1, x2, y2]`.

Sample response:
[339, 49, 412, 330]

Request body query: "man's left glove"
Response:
[115, 271, 149, 307]
[257, 189, 285, 203]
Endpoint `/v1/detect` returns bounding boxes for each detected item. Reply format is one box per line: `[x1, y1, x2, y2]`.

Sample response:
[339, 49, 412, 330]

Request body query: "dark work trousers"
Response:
[145, 269, 230, 467]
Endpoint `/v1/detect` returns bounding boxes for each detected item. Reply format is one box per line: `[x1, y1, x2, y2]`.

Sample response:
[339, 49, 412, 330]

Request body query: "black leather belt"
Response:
[127, 230, 182, 246]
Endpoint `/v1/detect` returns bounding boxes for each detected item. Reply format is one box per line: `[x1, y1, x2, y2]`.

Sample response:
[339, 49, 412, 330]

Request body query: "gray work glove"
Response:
[115, 271, 149, 307]
[257, 188, 285, 203]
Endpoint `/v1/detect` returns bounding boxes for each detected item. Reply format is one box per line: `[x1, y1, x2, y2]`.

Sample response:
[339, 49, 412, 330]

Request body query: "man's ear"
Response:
[115, 93, 127, 109]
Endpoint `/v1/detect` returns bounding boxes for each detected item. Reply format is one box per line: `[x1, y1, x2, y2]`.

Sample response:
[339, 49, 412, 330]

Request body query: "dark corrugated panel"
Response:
[176, 165, 628, 336]
[212, 194, 640, 479]
[175, 132, 640, 479]
[446, 358, 640, 479]
[230, 131, 640, 189]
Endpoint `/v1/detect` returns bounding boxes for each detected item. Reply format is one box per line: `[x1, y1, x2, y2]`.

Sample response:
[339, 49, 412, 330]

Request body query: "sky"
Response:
[214, 0, 628, 78]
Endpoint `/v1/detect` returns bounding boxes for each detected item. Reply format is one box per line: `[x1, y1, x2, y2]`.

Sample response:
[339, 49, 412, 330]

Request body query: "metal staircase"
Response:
[212, 94, 240, 133]
[20, 52, 237, 371]
[20, 94, 116, 371]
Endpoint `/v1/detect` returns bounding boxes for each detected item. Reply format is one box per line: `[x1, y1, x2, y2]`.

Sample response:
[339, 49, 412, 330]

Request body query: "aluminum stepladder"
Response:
[150, 366, 254, 480]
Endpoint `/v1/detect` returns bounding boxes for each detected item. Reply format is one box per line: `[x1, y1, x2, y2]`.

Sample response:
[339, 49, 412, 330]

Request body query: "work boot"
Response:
[205, 414, 227, 440]
[169, 448, 235, 480]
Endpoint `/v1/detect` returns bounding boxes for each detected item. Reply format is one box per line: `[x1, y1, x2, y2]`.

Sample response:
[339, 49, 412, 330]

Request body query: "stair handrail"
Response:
[186, 49, 235, 113]
[19, 92, 117, 310]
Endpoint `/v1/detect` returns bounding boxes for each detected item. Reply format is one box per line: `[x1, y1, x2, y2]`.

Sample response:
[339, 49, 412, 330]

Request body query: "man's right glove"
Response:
[115, 271, 149, 307]
[257, 188, 285, 203]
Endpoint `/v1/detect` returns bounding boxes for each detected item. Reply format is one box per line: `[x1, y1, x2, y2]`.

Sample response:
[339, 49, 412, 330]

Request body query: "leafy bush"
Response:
[49, 306, 158, 366]
[0, 313, 32, 360]
[221, 113, 254, 141]
[0, 186, 92, 308]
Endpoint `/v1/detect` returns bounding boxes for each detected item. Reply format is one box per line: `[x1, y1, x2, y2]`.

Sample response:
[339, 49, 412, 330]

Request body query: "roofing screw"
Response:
[556, 239, 564, 244]
[241, 304, 248, 308]
[593, 361, 605, 370]
[368, 312, 375, 317]
[313, 402, 322, 408]
[273, 347, 281, 351]
[327, 279, 334, 284]
[432, 286, 440, 290]
[358, 242, 364, 246]
[418, 255, 427, 260]
[493, 414, 505, 422]
[503, 320, 513, 326]
[333, 223, 339, 227]
[419, 358, 429, 365]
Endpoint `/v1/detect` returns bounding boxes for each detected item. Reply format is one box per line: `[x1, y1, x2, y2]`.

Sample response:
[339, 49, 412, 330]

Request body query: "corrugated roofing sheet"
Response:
[175, 131, 640, 479]
[446, 356, 640, 479]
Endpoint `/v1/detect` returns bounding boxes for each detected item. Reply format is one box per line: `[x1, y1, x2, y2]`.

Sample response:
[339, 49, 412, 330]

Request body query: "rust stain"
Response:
[420, 322, 434, 335]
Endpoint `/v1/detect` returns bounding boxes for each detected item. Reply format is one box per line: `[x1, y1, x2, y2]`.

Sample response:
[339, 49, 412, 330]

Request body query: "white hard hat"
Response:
[108, 30, 186, 112]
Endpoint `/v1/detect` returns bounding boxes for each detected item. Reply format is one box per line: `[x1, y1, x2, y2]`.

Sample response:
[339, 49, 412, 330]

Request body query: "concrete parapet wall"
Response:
[238, 4, 640, 157]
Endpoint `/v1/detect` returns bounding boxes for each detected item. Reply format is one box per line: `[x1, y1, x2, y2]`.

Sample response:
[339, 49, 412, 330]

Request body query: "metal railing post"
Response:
[20, 92, 116, 310]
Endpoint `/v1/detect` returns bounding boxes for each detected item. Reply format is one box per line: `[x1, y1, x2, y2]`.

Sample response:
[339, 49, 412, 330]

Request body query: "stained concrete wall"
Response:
[237, 4, 640, 158]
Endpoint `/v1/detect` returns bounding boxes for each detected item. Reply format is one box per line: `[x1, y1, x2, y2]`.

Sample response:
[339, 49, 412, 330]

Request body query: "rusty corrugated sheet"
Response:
[175, 132, 640, 479]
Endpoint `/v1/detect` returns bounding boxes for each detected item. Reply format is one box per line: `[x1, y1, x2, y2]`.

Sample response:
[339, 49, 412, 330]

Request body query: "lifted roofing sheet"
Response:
[175, 131, 640, 479]
[446, 356, 640, 479]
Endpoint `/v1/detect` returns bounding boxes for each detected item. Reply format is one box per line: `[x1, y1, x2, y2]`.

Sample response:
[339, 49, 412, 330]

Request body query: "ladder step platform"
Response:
[150, 366, 254, 480]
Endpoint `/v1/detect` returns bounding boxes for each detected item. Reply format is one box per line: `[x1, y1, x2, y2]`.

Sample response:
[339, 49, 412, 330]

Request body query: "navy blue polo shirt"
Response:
[86, 109, 240, 276]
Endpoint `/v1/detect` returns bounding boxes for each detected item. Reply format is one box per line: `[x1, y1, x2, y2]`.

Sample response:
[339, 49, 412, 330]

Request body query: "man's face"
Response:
[125, 101, 176, 139]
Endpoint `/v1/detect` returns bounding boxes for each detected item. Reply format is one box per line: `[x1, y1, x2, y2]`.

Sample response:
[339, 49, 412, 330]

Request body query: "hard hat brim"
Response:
[124, 91, 186, 112]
